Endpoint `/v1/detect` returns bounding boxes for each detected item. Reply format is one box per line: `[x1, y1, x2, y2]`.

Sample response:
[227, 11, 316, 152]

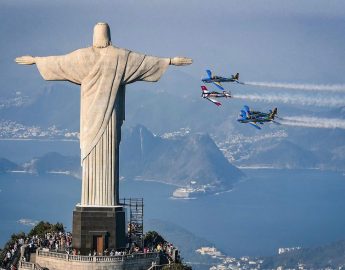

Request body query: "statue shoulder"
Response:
[109, 46, 130, 57]
[65, 47, 93, 58]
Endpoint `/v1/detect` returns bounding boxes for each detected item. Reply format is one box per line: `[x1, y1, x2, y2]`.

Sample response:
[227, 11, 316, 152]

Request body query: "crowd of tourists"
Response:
[27, 231, 73, 253]
[0, 238, 22, 270]
[0, 231, 72, 269]
[1, 228, 180, 270]
[154, 242, 180, 263]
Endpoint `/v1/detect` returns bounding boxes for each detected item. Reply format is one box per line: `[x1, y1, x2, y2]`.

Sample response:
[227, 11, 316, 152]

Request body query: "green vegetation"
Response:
[144, 231, 167, 249]
[0, 231, 26, 266]
[28, 221, 64, 237]
[1, 221, 64, 251]
[1, 221, 64, 265]
[143, 230, 192, 270]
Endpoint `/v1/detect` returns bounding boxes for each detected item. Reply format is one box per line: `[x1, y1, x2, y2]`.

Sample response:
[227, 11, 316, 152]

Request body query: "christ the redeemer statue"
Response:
[16, 22, 192, 207]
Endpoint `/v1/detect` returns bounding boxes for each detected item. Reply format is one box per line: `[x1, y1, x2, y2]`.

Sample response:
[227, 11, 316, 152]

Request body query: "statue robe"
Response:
[35, 46, 170, 206]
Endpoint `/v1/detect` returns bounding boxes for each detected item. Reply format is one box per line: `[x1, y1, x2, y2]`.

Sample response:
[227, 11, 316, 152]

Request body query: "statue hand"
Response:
[170, 57, 193, 66]
[15, 56, 36, 65]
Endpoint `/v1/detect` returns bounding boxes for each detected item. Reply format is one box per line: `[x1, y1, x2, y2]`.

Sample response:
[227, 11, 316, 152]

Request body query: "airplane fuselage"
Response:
[237, 117, 273, 124]
[203, 91, 231, 98]
[238, 111, 275, 123]
[238, 106, 278, 129]
[202, 76, 236, 83]
[206, 92, 231, 98]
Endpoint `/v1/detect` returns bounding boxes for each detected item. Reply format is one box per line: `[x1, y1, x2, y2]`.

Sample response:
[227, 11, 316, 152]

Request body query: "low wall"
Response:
[30, 249, 159, 270]
[18, 261, 36, 270]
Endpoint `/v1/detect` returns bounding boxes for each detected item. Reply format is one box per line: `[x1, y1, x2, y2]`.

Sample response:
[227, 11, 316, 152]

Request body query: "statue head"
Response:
[93, 22, 111, 48]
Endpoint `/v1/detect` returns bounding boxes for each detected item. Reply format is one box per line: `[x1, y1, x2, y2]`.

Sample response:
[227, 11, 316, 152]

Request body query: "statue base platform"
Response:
[19, 249, 160, 270]
[72, 205, 126, 255]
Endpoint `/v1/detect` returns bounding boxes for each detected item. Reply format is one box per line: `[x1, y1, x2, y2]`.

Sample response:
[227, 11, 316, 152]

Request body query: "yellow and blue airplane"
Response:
[202, 69, 242, 90]
[237, 105, 279, 129]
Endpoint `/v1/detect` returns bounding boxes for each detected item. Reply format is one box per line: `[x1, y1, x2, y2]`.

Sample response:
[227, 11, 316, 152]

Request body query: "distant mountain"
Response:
[120, 125, 243, 190]
[146, 219, 221, 270]
[0, 84, 80, 130]
[261, 240, 345, 269]
[287, 127, 345, 170]
[0, 158, 19, 173]
[240, 140, 318, 169]
[22, 152, 81, 177]
[0, 124, 243, 191]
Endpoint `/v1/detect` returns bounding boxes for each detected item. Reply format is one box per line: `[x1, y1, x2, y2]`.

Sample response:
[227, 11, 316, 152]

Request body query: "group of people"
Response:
[156, 242, 179, 262]
[0, 230, 73, 270]
[1, 229, 179, 270]
[85, 249, 127, 257]
[0, 238, 22, 270]
[27, 231, 73, 253]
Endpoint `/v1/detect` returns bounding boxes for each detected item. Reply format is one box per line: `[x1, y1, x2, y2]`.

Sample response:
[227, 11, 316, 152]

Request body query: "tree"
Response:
[28, 221, 65, 237]
[144, 231, 166, 249]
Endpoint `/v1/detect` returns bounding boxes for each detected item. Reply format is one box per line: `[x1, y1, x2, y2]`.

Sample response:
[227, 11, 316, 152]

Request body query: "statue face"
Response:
[93, 22, 111, 48]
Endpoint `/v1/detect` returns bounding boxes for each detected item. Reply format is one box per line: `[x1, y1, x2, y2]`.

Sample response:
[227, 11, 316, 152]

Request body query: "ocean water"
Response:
[120, 169, 345, 257]
[1, 169, 345, 257]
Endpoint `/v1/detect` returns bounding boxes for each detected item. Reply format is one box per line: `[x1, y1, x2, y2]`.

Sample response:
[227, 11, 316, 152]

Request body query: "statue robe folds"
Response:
[35, 46, 170, 206]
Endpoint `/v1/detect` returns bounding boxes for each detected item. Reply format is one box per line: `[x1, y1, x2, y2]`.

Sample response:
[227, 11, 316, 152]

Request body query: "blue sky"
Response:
[1, 0, 345, 84]
[1, 0, 345, 130]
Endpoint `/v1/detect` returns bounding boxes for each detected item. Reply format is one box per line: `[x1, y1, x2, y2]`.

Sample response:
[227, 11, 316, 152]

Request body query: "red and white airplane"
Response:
[200, 85, 232, 106]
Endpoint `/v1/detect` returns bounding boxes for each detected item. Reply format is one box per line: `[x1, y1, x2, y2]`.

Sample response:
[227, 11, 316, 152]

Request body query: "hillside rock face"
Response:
[240, 140, 318, 169]
[22, 152, 81, 177]
[0, 158, 19, 173]
[120, 125, 243, 189]
[0, 125, 243, 191]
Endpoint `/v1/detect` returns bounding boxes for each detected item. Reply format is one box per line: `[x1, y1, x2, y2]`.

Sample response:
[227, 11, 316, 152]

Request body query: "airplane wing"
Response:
[212, 81, 224, 90]
[249, 122, 261, 130]
[206, 97, 222, 106]
[206, 69, 212, 79]
[236, 81, 245, 85]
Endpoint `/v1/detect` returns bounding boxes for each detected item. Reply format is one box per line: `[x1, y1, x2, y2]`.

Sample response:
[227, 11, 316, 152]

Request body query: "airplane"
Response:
[201, 85, 232, 106]
[237, 105, 279, 129]
[202, 69, 243, 90]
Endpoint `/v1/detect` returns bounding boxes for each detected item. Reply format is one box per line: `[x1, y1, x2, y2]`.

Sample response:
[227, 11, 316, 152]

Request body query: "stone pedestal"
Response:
[72, 205, 126, 255]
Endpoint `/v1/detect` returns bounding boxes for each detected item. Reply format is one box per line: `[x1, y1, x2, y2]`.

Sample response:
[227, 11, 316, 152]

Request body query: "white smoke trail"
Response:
[244, 81, 345, 92]
[233, 93, 345, 107]
[280, 116, 345, 130]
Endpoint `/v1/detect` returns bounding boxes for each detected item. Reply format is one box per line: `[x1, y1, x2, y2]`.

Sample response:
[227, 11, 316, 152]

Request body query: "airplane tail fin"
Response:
[270, 108, 278, 119]
[240, 110, 247, 119]
[232, 72, 239, 80]
[201, 85, 209, 97]
[206, 70, 212, 79]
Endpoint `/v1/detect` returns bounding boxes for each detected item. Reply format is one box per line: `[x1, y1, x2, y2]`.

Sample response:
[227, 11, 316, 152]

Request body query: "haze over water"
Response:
[121, 169, 345, 256]
[1, 168, 345, 257]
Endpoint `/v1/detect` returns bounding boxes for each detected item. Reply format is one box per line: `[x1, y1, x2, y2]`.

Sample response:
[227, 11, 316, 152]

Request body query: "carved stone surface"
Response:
[15, 22, 192, 254]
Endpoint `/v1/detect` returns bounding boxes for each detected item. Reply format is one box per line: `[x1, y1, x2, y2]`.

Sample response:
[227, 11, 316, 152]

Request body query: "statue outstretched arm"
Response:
[15, 50, 88, 84]
[169, 57, 193, 66]
[15, 56, 36, 65]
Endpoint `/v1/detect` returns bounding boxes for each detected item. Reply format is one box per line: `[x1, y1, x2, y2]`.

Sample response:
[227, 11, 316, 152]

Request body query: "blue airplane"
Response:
[237, 105, 279, 129]
[202, 69, 242, 90]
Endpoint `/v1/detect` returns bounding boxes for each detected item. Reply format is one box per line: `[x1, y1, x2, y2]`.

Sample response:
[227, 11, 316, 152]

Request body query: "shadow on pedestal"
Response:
[72, 205, 126, 255]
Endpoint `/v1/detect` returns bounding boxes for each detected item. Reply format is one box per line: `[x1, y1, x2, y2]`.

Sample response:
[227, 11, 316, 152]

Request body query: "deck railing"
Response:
[18, 261, 36, 269]
[36, 249, 159, 263]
